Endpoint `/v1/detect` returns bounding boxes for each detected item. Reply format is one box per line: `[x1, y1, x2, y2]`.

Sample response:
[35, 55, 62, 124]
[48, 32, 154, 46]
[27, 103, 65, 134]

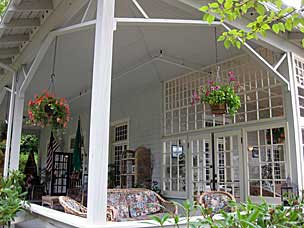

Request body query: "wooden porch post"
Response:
[87, 0, 115, 225]
[286, 52, 304, 192]
[9, 72, 25, 171]
[3, 73, 16, 177]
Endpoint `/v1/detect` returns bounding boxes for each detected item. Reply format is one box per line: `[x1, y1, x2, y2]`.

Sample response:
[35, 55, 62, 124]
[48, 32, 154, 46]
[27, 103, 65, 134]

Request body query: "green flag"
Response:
[72, 118, 82, 171]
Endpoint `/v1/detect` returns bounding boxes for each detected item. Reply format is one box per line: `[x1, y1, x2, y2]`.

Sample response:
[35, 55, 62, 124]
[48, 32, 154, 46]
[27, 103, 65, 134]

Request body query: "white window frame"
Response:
[188, 133, 212, 200]
[161, 136, 188, 199]
[110, 118, 130, 187]
[163, 55, 285, 137]
[293, 55, 304, 122]
[214, 130, 243, 201]
[243, 122, 290, 204]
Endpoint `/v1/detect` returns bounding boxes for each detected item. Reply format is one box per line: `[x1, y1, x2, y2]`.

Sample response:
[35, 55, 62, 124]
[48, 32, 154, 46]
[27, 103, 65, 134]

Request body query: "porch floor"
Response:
[15, 219, 46, 228]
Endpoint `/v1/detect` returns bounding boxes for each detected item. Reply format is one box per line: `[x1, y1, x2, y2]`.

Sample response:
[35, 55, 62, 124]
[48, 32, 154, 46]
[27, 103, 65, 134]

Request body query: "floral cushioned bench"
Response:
[107, 188, 177, 222]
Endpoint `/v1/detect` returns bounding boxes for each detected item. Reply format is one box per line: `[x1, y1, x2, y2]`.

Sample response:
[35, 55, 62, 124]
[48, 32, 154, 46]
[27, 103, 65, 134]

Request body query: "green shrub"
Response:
[0, 171, 28, 227]
[150, 197, 304, 228]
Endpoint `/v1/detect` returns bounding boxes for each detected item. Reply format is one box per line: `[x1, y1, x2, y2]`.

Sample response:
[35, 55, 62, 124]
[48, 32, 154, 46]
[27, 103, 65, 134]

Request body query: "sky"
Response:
[282, 0, 302, 8]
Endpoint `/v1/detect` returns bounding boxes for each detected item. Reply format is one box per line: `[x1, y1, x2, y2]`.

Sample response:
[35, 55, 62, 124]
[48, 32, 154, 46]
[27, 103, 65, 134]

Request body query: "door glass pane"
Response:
[247, 127, 287, 201]
[190, 137, 212, 199]
[162, 138, 187, 193]
[215, 134, 240, 200]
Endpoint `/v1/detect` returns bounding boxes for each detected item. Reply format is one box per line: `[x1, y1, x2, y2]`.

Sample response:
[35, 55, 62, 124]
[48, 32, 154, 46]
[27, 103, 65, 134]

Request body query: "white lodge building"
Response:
[0, 0, 304, 227]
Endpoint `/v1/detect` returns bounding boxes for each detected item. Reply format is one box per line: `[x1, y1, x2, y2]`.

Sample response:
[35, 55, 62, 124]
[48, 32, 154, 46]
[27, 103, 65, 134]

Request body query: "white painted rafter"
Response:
[221, 23, 290, 90]
[273, 53, 287, 70]
[0, 34, 29, 44]
[13, 0, 90, 67]
[19, 17, 290, 96]
[13, 0, 23, 5]
[131, 0, 149, 18]
[115, 17, 221, 26]
[0, 18, 40, 29]
[19, 19, 96, 95]
[81, 0, 97, 23]
[178, 0, 304, 57]
[0, 48, 19, 58]
[288, 31, 303, 40]
[7, 0, 53, 12]
[0, 58, 12, 65]
[0, 61, 15, 73]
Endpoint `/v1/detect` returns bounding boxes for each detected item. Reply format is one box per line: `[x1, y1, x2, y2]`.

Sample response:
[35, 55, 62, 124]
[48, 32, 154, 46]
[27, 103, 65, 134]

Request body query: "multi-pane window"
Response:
[164, 55, 284, 136]
[162, 138, 187, 194]
[302, 128, 304, 160]
[247, 127, 287, 198]
[190, 136, 212, 199]
[294, 56, 304, 87]
[294, 55, 304, 117]
[112, 122, 128, 187]
[115, 124, 128, 141]
[215, 134, 241, 200]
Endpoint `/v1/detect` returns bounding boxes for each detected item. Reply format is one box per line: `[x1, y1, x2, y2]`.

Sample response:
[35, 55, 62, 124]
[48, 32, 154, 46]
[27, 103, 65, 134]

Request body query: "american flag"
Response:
[46, 131, 59, 173]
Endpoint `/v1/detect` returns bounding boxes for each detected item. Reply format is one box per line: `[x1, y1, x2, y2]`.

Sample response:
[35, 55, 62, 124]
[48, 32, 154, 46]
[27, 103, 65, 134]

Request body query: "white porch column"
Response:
[3, 73, 16, 177]
[286, 52, 304, 192]
[87, 0, 115, 225]
[9, 73, 25, 171]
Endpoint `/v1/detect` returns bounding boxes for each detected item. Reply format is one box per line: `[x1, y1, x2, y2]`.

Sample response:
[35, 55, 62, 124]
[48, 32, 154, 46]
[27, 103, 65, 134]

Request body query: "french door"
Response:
[168, 125, 288, 203]
[245, 125, 288, 204]
[189, 131, 242, 201]
[214, 132, 242, 200]
[189, 134, 212, 200]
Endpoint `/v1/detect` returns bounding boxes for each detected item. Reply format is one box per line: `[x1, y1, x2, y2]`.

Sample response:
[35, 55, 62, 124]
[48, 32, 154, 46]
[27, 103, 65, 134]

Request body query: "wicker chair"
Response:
[59, 196, 116, 221]
[199, 191, 235, 215]
[59, 196, 87, 218]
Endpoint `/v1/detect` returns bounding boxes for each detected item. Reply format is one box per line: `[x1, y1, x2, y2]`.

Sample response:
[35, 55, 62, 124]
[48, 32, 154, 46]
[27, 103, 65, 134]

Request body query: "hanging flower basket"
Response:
[210, 103, 226, 115]
[28, 92, 71, 129]
[192, 72, 241, 115]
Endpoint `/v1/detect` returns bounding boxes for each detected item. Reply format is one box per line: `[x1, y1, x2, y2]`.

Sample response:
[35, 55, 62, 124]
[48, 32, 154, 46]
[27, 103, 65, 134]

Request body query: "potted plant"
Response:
[0, 171, 28, 228]
[28, 91, 71, 129]
[192, 72, 241, 115]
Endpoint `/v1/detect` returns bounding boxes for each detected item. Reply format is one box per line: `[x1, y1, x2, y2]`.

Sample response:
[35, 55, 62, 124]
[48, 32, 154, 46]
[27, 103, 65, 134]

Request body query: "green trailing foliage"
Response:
[200, 0, 304, 48]
[149, 196, 304, 228]
[0, 170, 28, 227]
[0, 0, 8, 16]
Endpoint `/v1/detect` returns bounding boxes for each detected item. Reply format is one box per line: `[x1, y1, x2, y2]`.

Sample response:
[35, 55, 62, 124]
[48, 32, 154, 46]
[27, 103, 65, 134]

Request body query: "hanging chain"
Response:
[214, 27, 221, 83]
[47, 36, 58, 95]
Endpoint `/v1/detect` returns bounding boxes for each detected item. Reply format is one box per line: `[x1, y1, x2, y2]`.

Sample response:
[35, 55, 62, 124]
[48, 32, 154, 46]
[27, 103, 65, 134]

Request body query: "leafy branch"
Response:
[200, 0, 304, 48]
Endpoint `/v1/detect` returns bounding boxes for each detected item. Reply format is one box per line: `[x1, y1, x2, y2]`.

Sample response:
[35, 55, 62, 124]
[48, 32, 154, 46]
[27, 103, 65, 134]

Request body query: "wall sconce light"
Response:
[248, 145, 254, 152]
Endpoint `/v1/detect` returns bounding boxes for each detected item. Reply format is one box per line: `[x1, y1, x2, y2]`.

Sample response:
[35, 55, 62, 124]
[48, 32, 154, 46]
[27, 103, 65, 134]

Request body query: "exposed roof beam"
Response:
[179, 0, 304, 57]
[0, 48, 19, 58]
[13, 0, 23, 5]
[0, 19, 40, 29]
[115, 17, 221, 26]
[0, 58, 12, 65]
[7, 0, 53, 12]
[288, 32, 303, 40]
[0, 34, 29, 44]
[13, 0, 89, 68]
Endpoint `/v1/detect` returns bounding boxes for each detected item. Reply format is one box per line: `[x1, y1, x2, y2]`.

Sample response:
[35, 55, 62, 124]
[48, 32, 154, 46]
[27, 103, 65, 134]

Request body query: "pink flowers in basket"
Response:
[191, 71, 241, 115]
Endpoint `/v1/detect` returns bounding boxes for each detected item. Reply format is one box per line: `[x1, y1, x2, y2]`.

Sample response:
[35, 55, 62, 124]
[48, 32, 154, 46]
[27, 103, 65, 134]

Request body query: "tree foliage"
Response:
[0, 0, 8, 16]
[200, 0, 304, 48]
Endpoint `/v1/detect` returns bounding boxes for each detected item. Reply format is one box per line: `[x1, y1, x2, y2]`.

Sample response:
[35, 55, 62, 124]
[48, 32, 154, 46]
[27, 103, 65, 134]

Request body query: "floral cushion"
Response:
[201, 192, 233, 214]
[107, 192, 129, 219]
[126, 191, 161, 218]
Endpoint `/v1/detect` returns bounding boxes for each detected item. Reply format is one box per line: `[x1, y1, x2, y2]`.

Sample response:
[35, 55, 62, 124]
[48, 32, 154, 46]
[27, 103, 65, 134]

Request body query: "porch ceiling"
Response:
[24, 21, 244, 114]
[0, 0, 294, 117]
